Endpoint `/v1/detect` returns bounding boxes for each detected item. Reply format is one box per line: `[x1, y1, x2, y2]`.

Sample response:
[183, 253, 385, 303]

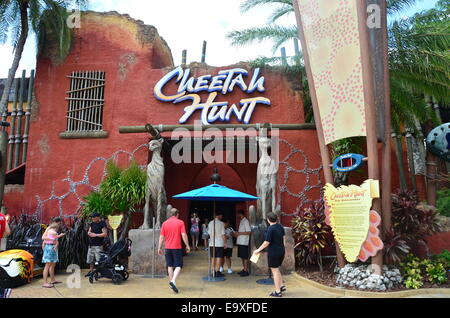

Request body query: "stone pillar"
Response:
[249, 227, 295, 276]
[128, 229, 167, 276]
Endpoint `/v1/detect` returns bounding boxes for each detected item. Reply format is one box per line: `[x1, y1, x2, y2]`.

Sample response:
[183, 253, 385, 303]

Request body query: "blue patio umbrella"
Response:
[173, 183, 258, 282]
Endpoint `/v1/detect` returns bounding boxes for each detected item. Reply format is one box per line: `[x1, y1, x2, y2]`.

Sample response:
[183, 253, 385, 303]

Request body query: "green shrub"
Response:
[436, 188, 450, 217]
[400, 254, 449, 289]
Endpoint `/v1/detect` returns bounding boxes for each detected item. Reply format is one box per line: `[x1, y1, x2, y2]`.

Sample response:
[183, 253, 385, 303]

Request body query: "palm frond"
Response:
[227, 25, 298, 50]
[267, 4, 294, 23]
[240, 0, 293, 13]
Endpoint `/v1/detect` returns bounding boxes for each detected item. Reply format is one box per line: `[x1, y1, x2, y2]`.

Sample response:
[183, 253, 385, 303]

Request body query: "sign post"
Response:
[108, 215, 123, 243]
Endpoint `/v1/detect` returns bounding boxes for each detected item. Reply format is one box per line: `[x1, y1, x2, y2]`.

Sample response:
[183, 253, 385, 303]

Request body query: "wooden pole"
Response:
[380, 0, 392, 232]
[405, 128, 417, 191]
[293, 0, 345, 268]
[201, 41, 207, 64]
[7, 78, 19, 171]
[392, 132, 408, 190]
[281, 47, 288, 66]
[22, 69, 34, 163]
[182, 50, 187, 67]
[14, 70, 26, 168]
[356, 0, 383, 274]
[119, 123, 316, 134]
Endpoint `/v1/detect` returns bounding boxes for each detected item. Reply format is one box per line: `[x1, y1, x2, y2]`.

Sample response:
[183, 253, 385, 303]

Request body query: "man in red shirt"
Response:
[0, 209, 12, 298]
[158, 208, 190, 294]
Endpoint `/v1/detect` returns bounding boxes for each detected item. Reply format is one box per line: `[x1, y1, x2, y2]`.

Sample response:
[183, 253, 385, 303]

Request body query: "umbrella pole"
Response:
[212, 200, 216, 279]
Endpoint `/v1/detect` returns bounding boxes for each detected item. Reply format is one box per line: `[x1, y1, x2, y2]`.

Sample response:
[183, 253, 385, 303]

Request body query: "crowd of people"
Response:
[0, 206, 287, 298]
[159, 208, 286, 297]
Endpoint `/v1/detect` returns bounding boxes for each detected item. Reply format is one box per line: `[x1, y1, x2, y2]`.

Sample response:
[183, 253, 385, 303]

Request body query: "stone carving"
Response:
[141, 138, 167, 229]
[256, 137, 277, 225]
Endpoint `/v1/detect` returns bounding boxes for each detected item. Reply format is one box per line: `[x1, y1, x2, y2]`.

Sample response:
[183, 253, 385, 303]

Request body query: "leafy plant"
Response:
[392, 189, 441, 257]
[292, 199, 332, 271]
[436, 188, 450, 217]
[424, 260, 447, 285]
[82, 160, 146, 239]
[400, 255, 424, 289]
[432, 249, 450, 269]
[400, 254, 448, 289]
[383, 228, 411, 264]
[81, 191, 114, 218]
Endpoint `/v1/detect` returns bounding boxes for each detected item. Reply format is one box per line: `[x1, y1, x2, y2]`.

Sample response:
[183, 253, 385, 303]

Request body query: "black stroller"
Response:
[87, 238, 132, 285]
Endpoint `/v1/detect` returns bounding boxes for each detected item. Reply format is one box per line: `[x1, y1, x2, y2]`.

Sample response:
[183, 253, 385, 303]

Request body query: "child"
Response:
[190, 213, 200, 251]
[41, 217, 65, 288]
[222, 219, 235, 274]
[201, 218, 209, 250]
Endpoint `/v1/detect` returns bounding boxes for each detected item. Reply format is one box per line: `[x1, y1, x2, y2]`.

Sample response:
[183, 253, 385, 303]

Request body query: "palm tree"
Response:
[0, 0, 87, 116]
[228, 0, 449, 187]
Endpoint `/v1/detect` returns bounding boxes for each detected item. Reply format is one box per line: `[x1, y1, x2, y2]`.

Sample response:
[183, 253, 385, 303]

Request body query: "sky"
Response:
[0, 0, 440, 78]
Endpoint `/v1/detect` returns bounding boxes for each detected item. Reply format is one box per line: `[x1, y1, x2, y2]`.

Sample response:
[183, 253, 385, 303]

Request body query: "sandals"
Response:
[42, 283, 54, 288]
[269, 291, 282, 297]
[51, 281, 62, 284]
[281, 285, 286, 292]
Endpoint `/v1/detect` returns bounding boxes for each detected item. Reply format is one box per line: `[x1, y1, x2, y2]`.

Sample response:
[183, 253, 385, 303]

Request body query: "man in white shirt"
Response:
[234, 210, 251, 277]
[208, 212, 227, 277]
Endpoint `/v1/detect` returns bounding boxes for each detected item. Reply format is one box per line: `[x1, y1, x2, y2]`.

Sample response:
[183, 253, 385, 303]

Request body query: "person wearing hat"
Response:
[86, 212, 108, 275]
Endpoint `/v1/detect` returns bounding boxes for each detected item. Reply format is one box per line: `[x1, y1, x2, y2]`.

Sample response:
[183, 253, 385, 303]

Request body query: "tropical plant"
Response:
[0, 0, 88, 115]
[291, 198, 332, 271]
[400, 254, 424, 289]
[400, 254, 448, 288]
[81, 191, 114, 218]
[432, 249, 450, 269]
[436, 188, 450, 217]
[82, 160, 146, 239]
[382, 228, 411, 264]
[392, 189, 441, 257]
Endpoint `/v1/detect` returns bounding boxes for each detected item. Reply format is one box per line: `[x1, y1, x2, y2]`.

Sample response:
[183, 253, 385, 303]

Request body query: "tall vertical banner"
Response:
[294, 0, 385, 269]
[293, 0, 367, 145]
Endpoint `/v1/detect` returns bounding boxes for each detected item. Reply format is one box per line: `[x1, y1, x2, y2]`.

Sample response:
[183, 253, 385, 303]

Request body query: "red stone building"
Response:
[2, 11, 432, 235]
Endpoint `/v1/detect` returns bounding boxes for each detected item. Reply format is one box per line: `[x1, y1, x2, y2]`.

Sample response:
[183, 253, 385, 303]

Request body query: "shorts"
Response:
[209, 247, 224, 258]
[87, 246, 103, 264]
[268, 253, 285, 268]
[42, 244, 59, 263]
[237, 245, 249, 260]
[224, 248, 233, 257]
[165, 249, 183, 268]
[202, 233, 209, 240]
[190, 230, 200, 238]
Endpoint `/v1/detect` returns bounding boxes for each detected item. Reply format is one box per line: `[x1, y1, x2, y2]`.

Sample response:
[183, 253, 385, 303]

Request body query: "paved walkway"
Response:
[10, 250, 450, 298]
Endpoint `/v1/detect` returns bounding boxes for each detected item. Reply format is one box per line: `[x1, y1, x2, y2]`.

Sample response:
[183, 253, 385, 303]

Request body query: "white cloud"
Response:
[0, 0, 297, 77]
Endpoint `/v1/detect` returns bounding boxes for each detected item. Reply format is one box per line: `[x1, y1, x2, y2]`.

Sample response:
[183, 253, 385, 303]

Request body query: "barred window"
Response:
[66, 71, 105, 132]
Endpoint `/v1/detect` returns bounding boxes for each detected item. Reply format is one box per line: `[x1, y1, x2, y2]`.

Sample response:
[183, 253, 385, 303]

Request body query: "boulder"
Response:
[128, 229, 167, 276]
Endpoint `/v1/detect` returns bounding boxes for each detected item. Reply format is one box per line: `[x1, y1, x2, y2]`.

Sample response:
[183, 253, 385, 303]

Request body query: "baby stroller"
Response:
[87, 238, 132, 285]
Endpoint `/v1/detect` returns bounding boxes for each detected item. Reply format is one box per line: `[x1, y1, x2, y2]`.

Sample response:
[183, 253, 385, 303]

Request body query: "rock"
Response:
[360, 285, 367, 290]
[128, 229, 167, 276]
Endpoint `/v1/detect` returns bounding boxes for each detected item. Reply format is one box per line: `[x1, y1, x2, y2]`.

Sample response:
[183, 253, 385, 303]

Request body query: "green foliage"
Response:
[436, 188, 450, 217]
[392, 189, 441, 256]
[400, 254, 449, 289]
[432, 249, 450, 269]
[81, 191, 113, 218]
[83, 160, 146, 217]
[424, 260, 447, 284]
[292, 199, 332, 271]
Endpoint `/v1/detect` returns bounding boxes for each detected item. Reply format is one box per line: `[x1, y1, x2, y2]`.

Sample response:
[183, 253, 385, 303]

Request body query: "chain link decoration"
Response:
[30, 144, 149, 221]
[277, 139, 323, 217]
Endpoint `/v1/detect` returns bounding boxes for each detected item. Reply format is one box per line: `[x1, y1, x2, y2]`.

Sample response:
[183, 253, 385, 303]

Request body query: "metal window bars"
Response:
[66, 71, 105, 132]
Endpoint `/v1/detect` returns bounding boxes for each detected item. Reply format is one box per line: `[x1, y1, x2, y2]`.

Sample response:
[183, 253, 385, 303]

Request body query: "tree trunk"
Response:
[119, 211, 132, 240]
[0, 2, 29, 116]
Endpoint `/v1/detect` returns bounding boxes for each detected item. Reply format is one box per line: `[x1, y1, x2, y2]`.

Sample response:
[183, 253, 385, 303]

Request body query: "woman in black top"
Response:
[253, 212, 286, 297]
